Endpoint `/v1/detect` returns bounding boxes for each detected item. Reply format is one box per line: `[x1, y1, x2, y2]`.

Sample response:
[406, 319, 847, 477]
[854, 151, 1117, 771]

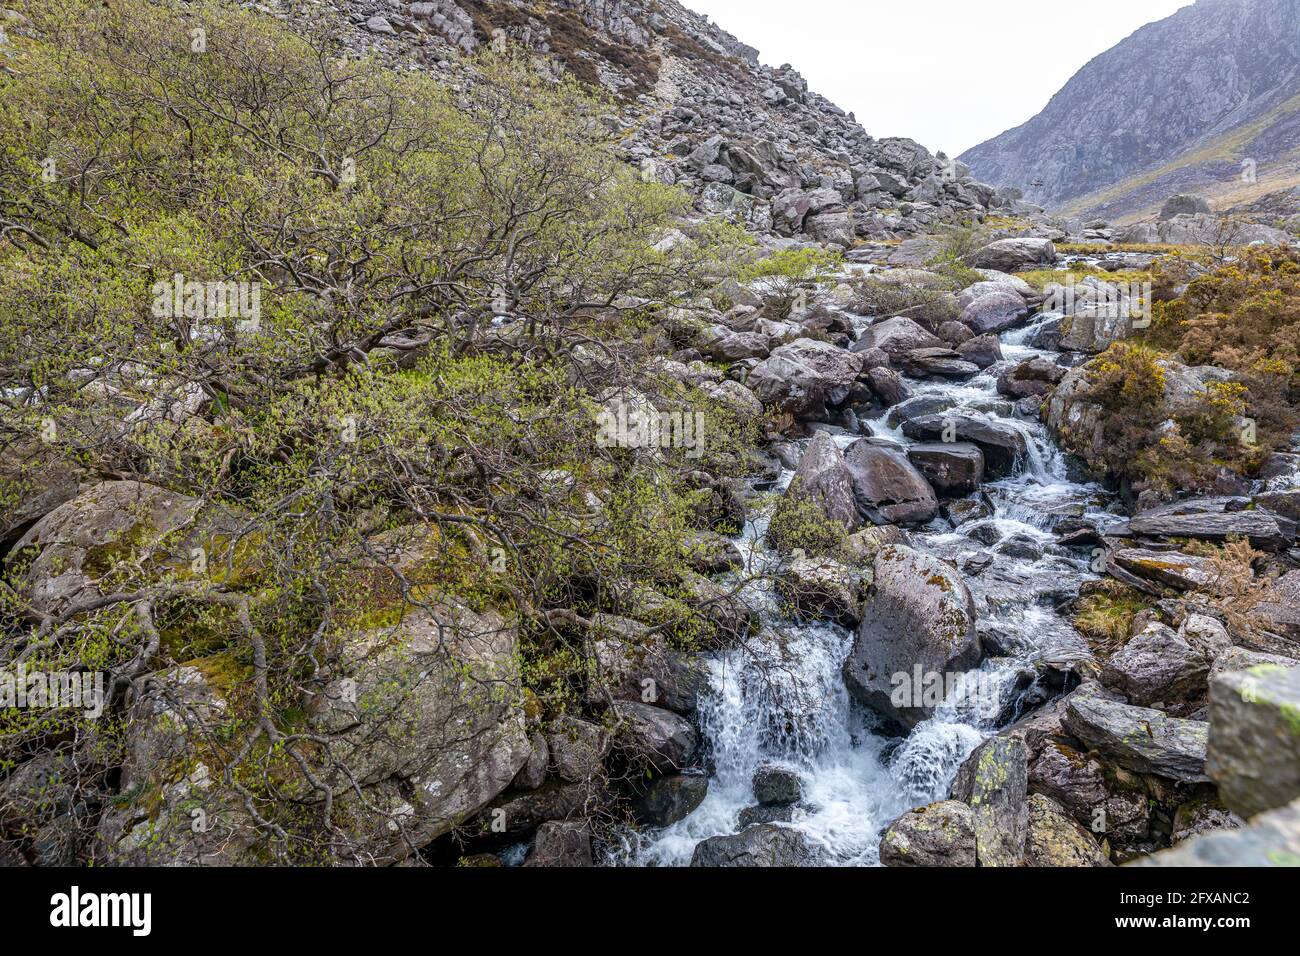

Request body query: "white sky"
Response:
[683, 0, 1193, 156]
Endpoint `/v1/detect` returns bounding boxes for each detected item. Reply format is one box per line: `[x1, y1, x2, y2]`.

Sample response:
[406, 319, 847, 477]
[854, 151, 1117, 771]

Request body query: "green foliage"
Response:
[740, 247, 843, 319]
[766, 494, 849, 557]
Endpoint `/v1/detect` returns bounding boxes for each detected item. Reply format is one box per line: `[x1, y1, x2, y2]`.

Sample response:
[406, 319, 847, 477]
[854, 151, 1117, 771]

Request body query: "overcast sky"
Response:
[683, 0, 1193, 156]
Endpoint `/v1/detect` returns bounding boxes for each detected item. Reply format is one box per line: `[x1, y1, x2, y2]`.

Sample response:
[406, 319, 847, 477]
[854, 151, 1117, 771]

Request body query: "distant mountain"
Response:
[960, 0, 1300, 223]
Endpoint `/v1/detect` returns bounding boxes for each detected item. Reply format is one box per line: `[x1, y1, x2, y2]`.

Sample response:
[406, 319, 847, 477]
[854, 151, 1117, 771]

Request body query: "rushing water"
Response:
[617, 270, 1130, 867]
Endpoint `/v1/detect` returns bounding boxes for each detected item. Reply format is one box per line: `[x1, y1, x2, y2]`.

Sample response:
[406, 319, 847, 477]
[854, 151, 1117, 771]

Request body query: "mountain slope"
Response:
[960, 0, 1300, 222]
[324, 0, 1000, 239]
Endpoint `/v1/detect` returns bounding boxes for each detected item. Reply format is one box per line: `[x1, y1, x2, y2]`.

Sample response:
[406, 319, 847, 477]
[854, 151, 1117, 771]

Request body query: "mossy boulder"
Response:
[878, 800, 976, 867]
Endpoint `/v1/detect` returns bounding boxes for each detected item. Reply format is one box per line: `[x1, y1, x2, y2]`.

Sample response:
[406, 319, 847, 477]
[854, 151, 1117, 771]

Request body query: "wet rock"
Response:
[843, 439, 939, 524]
[632, 774, 708, 828]
[524, 821, 593, 867]
[1101, 622, 1209, 709]
[899, 347, 980, 379]
[1029, 738, 1150, 845]
[900, 414, 1027, 477]
[1025, 793, 1109, 866]
[955, 333, 1003, 368]
[839, 525, 909, 565]
[969, 237, 1056, 272]
[611, 701, 698, 773]
[950, 736, 1029, 867]
[752, 764, 802, 806]
[738, 803, 796, 827]
[943, 498, 991, 526]
[690, 824, 821, 867]
[995, 532, 1044, 561]
[1132, 796, 1300, 867]
[864, 366, 911, 406]
[746, 338, 863, 416]
[937, 320, 974, 345]
[479, 782, 593, 839]
[879, 800, 977, 867]
[906, 443, 984, 497]
[843, 544, 982, 729]
[1208, 664, 1300, 818]
[1061, 684, 1209, 783]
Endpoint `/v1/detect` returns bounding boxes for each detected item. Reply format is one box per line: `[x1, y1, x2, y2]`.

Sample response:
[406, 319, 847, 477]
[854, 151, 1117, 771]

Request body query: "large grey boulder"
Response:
[631, 774, 708, 828]
[746, 338, 863, 415]
[969, 238, 1056, 272]
[8, 480, 243, 621]
[843, 439, 939, 524]
[1255, 570, 1300, 640]
[1159, 194, 1211, 220]
[1025, 793, 1109, 867]
[878, 800, 977, 867]
[1208, 664, 1300, 819]
[690, 824, 821, 867]
[611, 701, 698, 774]
[950, 736, 1029, 867]
[906, 443, 984, 496]
[1128, 506, 1295, 553]
[958, 290, 1029, 335]
[1061, 685, 1209, 783]
[842, 544, 981, 729]
[770, 432, 861, 549]
[524, 821, 593, 867]
[1100, 621, 1209, 709]
[996, 357, 1065, 400]
[589, 616, 704, 714]
[853, 316, 942, 358]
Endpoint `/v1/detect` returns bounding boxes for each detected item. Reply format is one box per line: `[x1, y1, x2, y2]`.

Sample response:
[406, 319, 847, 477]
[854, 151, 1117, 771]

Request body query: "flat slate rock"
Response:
[1061, 685, 1209, 783]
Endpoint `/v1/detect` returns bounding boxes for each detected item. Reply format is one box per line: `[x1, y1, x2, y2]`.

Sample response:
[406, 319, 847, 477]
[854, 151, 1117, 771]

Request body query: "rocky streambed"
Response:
[613, 239, 1300, 867]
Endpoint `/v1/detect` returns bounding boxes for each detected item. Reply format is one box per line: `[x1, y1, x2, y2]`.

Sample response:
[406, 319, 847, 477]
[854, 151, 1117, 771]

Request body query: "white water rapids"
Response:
[614, 272, 1129, 866]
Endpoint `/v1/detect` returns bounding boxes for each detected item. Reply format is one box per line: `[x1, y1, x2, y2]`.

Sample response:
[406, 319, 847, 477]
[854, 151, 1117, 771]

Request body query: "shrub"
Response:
[739, 247, 843, 319]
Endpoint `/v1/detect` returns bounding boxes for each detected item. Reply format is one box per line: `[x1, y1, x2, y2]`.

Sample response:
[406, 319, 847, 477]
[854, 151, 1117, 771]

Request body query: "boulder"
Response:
[1107, 548, 1214, 593]
[1100, 621, 1209, 709]
[950, 736, 1029, 867]
[898, 348, 980, 379]
[752, 764, 802, 806]
[996, 357, 1065, 399]
[878, 800, 977, 867]
[747, 338, 863, 416]
[611, 701, 698, 773]
[1128, 507, 1294, 553]
[1025, 793, 1109, 867]
[776, 554, 867, 626]
[1208, 664, 1300, 819]
[842, 544, 982, 729]
[969, 238, 1056, 272]
[906, 442, 984, 496]
[865, 366, 911, 406]
[1159, 194, 1211, 220]
[900, 414, 1027, 477]
[853, 316, 942, 358]
[589, 617, 705, 715]
[954, 334, 1003, 369]
[548, 717, 610, 784]
[632, 774, 708, 828]
[958, 290, 1028, 335]
[524, 821, 593, 867]
[769, 432, 860, 550]
[690, 824, 821, 867]
[843, 439, 939, 524]
[1061, 685, 1209, 783]
[8, 480, 245, 621]
[1254, 570, 1300, 640]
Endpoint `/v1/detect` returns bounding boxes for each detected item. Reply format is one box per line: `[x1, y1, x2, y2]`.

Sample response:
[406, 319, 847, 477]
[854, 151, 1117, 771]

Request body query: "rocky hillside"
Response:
[323, 0, 1007, 240]
[960, 0, 1300, 223]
